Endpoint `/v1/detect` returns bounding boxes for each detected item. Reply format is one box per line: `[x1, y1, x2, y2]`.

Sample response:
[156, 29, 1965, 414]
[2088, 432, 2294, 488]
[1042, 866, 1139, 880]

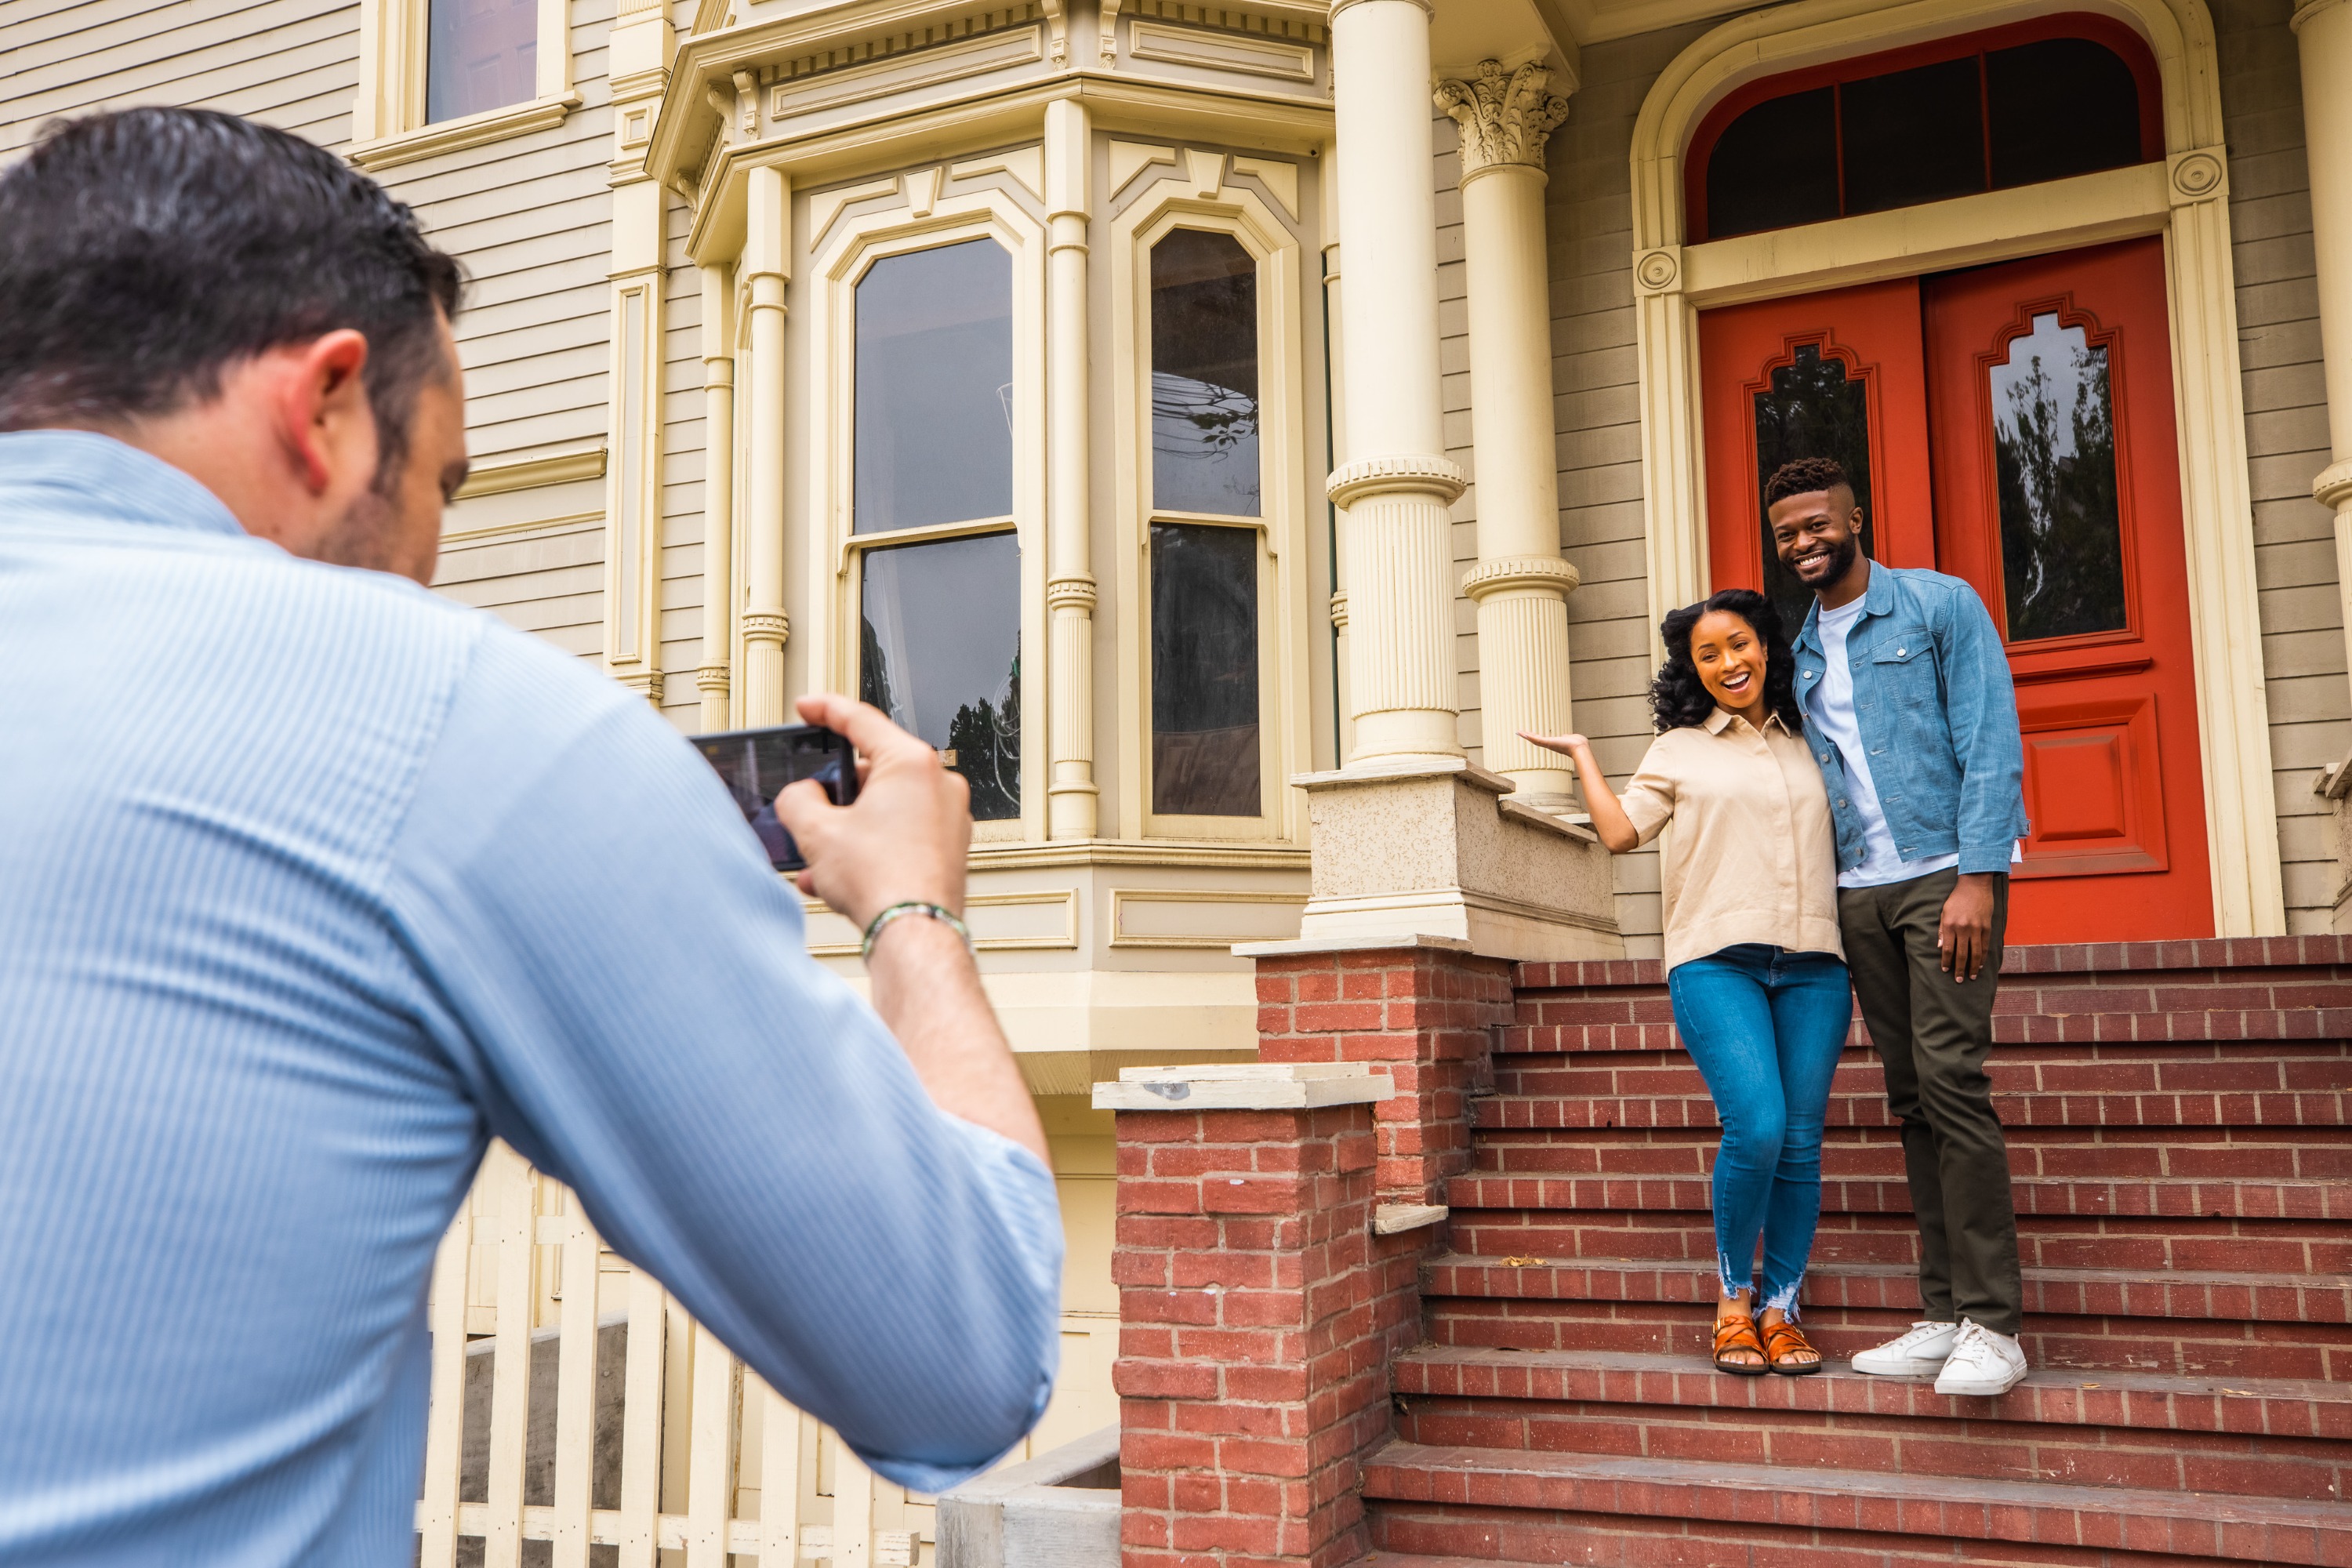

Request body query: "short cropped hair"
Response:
[0, 107, 463, 483]
[1762, 456, 1852, 510]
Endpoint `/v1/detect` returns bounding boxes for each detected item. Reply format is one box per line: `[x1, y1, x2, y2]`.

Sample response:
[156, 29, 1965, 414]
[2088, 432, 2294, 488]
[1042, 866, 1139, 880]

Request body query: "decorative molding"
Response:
[1129, 19, 1315, 81]
[347, 93, 578, 172]
[951, 146, 1046, 200]
[768, 24, 1044, 118]
[1231, 156, 1299, 218]
[695, 664, 732, 694]
[1632, 245, 1681, 295]
[903, 165, 945, 216]
[453, 445, 608, 499]
[808, 177, 899, 248]
[1460, 554, 1581, 601]
[612, 668, 666, 704]
[806, 887, 1077, 956]
[2292, 0, 2347, 33]
[1109, 140, 1178, 196]
[2168, 146, 2227, 205]
[1108, 887, 1309, 948]
[2317, 460, 2352, 511]
[1183, 147, 1225, 197]
[1328, 589, 1348, 631]
[740, 608, 790, 642]
[439, 509, 603, 548]
[1436, 59, 1569, 178]
[1046, 574, 1100, 610]
[1325, 452, 1466, 509]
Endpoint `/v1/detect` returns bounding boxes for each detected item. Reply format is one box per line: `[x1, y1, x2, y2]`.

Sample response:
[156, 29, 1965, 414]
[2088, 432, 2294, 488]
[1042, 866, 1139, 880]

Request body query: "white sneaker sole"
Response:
[1851, 1353, 1950, 1378]
[1935, 1366, 2028, 1396]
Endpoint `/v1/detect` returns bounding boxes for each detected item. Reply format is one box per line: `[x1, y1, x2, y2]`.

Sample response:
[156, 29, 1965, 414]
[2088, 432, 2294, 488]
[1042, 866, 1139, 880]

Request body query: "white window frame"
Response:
[1111, 162, 1310, 843]
[804, 175, 1049, 844]
[350, 0, 577, 171]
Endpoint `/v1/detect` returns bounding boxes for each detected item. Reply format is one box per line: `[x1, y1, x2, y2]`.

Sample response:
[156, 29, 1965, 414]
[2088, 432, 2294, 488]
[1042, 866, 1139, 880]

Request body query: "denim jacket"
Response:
[1791, 564, 2029, 877]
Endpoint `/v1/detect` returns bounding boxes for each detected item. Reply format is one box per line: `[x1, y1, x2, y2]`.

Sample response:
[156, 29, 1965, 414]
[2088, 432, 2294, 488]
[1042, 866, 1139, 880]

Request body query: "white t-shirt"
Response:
[1809, 594, 1963, 890]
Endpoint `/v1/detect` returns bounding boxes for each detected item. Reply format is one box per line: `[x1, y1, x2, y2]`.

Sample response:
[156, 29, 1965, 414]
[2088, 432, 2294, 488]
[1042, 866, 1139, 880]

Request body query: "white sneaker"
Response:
[1933, 1319, 2029, 1396]
[1849, 1320, 1958, 1377]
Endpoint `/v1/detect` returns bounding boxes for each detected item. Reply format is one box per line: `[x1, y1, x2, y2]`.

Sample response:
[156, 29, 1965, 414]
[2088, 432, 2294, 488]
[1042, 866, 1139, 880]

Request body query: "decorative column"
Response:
[2297, 0, 2352, 677]
[697, 263, 736, 733]
[1044, 99, 1099, 839]
[601, 0, 673, 708]
[1328, 0, 1465, 764]
[1439, 59, 1577, 806]
[741, 165, 791, 727]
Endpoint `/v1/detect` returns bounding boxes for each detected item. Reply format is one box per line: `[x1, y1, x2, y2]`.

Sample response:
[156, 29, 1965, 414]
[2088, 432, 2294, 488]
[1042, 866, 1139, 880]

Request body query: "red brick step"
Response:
[1360, 1441, 2352, 1566]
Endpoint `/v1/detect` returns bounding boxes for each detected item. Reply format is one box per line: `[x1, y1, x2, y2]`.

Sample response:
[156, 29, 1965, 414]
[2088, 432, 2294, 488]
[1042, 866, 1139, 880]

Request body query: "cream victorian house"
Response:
[7, 0, 2352, 1557]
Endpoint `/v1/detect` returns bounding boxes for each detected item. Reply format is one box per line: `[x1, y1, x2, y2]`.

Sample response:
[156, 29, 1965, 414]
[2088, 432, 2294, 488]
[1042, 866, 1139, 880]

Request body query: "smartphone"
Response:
[691, 722, 860, 873]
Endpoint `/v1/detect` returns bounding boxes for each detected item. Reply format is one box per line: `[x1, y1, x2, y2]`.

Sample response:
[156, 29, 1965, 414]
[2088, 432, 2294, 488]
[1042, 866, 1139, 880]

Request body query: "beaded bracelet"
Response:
[860, 900, 974, 961]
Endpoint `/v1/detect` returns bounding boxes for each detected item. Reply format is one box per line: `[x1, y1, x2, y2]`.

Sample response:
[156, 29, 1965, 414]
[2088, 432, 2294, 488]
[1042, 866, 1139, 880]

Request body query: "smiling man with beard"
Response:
[1764, 456, 2034, 1399]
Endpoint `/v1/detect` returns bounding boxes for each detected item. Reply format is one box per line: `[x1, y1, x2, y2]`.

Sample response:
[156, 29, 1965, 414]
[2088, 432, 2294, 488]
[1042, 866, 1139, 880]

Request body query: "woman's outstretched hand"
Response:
[1519, 731, 1593, 759]
[1518, 731, 1639, 854]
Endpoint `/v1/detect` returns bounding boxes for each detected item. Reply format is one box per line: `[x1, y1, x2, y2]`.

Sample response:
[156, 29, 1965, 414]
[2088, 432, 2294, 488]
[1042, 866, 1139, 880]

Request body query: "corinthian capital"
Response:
[1436, 59, 1571, 176]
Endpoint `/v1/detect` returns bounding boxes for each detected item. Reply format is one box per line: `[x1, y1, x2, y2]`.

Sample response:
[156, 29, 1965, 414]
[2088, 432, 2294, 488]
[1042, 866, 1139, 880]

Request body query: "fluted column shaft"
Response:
[1329, 0, 1465, 763]
[741, 166, 790, 726]
[697, 263, 736, 732]
[2295, 0, 2352, 685]
[1044, 99, 1098, 838]
[1441, 60, 1577, 803]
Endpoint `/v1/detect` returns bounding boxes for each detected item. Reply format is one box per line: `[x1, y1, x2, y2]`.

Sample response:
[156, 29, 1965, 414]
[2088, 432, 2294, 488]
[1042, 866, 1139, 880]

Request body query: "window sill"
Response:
[347, 93, 579, 172]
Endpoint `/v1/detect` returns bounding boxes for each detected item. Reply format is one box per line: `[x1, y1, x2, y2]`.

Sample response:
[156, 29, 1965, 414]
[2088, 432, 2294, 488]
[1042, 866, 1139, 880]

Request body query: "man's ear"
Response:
[274, 330, 374, 495]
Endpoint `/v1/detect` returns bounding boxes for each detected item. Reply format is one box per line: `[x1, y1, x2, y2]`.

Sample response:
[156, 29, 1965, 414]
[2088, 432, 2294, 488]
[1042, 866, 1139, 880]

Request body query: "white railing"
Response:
[416, 1142, 935, 1568]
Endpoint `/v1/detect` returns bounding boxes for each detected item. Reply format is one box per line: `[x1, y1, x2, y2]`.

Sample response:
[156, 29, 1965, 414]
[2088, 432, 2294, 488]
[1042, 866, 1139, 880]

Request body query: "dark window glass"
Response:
[1150, 230, 1260, 517]
[1838, 57, 1986, 214]
[426, 0, 537, 124]
[855, 240, 1014, 534]
[861, 532, 1022, 819]
[1704, 89, 1840, 241]
[1753, 344, 1877, 632]
[1151, 524, 1260, 816]
[1987, 38, 2143, 189]
[1988, 312, 2127, 641]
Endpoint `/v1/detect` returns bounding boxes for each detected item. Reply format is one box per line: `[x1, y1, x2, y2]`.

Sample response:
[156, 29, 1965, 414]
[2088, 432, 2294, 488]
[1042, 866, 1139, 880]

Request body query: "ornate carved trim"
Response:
[741, 608, 791, 644]
[1047, 574, 1100, 610]
[1328, 589, 1348, 632]
[1632, 246, 1682, 296]
[2318, 459, 2352, 512]
[1436, 59, 1570, 179]
[695, 664, 733, 695]
[1461, 554, 1581, 601]
[2167, 146, 2227, 205]
[1325, 452, 1466, 508]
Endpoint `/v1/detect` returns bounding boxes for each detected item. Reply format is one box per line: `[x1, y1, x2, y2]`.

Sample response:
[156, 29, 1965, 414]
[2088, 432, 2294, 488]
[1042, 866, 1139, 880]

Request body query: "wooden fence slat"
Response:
[547, 1189, 601, 1568]
[481, 1149, 539, 1568]
[415, 1200, 474, 1568]
[834, 1436, 876, 1568]
[757, 1379, 802, 1567]
[615, 1261, 668, 1568]
[684, 1322, 741, 1568]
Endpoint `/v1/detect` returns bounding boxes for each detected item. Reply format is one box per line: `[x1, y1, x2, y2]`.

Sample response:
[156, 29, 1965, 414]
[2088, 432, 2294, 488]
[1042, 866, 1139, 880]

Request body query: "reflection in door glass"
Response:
[1151, 523, 1260, 816]
[855, 240, 1014, 534]
[860, 532, 1021, 819]
[1151, 230, 1260, 517]
[1752, 343, 1876, 632]
[1989, 312, 2127, 641]
[427, 0, 537, 122]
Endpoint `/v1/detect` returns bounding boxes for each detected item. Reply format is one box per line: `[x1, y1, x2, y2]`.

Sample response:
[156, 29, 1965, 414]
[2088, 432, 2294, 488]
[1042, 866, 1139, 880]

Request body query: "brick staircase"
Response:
[1359, 938, 2352, 1567]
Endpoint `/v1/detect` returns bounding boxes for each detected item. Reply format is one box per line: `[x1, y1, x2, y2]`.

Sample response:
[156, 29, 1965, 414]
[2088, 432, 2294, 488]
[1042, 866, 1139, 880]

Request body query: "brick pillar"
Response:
[1099, 1066, 1397, 1568]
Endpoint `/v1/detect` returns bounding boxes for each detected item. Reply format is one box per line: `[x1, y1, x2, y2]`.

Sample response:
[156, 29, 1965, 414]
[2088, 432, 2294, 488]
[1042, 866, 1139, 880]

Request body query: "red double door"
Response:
[1698, 238, 2212, 942]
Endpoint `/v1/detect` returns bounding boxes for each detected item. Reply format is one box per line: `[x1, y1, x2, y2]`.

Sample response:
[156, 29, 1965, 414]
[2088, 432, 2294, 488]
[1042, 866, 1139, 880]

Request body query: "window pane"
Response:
[1151, 230, 1260, 517]
[855, 240, 1014, 534]
[1989, 312, 2127, 642]
[1704, 89, 1840, 240]
[1987, 39, 2144, 189]
[1752, 343, 1877, 633]
[1839, 58, 1986, 215]
[426, 0, 537, 124]
[860, 532, 1022, 820]
[1151, 524, 1260, 817]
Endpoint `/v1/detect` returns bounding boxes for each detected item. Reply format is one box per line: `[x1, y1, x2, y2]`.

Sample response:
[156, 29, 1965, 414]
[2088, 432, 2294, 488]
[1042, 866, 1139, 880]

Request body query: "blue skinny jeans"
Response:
[1665, 943, 1853, 1316]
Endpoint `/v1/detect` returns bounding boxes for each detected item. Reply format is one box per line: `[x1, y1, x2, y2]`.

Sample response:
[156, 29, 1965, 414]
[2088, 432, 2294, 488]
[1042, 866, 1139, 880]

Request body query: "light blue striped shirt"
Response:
[0, 431, 1061, 1566]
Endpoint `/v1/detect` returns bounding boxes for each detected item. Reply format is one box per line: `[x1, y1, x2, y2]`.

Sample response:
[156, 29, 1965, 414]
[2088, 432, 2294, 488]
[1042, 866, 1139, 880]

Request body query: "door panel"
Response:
[1924, 238, 2212, 939]
[1699, 279, 1937, 635]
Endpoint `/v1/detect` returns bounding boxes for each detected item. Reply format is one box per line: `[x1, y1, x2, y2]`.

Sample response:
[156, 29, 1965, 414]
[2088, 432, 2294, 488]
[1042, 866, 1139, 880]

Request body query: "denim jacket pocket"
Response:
[1870, 631, 1940, 708]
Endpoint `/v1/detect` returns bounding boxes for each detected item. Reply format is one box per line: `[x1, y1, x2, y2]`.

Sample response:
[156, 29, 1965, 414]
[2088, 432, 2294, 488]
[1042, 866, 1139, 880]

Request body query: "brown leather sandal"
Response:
[1759, 1317, 1823, 1376]
[1712, 1314, 1769, 1375]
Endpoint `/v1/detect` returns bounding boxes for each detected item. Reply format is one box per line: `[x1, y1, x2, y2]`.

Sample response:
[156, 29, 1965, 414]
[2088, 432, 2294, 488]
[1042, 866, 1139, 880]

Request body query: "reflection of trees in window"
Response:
[855, 239, 1014, 534]
[1990, 313, 2126, 641]
[1151, 229, 1260, 517]
[858, 532, 1022, 820]
[426, 0, 536, 122]
[1151, 524, 1260, 817]
[1751, 344, 1875, 631]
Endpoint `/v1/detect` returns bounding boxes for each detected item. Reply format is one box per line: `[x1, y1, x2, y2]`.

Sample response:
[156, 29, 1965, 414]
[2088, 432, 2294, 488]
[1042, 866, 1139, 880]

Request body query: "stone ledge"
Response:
[1093, 1062, 1396, 1112]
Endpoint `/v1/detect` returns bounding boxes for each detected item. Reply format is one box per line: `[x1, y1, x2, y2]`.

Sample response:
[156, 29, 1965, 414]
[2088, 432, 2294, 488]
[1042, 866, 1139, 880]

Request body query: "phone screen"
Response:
[691, 723, 860, 872]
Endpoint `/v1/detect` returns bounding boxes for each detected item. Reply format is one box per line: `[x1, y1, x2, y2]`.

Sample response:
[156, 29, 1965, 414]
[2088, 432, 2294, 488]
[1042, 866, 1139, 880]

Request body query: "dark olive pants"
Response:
[1837, 869, 2024, 1338]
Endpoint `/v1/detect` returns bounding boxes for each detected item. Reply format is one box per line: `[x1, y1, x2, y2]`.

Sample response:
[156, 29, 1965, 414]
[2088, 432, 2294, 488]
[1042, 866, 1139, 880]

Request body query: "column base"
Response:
[1245, 757, 1622, 964]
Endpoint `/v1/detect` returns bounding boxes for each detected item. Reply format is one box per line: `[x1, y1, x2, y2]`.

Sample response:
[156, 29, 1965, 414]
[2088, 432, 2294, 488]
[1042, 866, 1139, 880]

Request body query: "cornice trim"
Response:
[452, 445, 608, 499]
[347, 93, 579, 172]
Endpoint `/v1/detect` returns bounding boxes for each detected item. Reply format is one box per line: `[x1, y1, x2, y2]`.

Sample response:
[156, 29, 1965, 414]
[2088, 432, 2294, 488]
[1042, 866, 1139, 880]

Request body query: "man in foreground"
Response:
[0, 107, 1058, 1564]
[1766, 456, 2032, 1398]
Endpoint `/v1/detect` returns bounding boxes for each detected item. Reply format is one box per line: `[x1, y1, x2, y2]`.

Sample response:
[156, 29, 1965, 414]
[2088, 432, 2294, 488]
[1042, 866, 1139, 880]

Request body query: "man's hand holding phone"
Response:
[771, 694, 1047, 1168]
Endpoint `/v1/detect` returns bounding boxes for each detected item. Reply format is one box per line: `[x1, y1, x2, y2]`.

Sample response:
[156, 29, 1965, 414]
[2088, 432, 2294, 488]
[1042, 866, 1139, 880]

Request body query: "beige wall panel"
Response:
[659, 199, 709, 732]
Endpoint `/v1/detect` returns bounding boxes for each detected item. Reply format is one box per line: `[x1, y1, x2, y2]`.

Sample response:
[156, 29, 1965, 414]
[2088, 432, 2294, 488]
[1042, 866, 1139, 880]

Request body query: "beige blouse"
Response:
[1619, 707, 1843, 971]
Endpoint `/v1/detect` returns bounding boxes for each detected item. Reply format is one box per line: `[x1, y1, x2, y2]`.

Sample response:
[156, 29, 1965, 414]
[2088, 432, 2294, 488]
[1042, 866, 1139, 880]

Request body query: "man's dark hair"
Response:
[1762, 456, 1852, 510]
[0, 107, 463, 485]
[1651, 587, 1806, 735]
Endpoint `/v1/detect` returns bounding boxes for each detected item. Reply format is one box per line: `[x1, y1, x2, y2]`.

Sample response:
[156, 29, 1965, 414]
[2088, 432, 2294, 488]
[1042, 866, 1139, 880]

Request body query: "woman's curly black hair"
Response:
[1649, 588, 1806, 735]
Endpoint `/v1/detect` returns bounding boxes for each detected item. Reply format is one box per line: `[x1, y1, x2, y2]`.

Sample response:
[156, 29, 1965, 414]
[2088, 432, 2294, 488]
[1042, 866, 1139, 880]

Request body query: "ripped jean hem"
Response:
[1719, 1255, 1807, 1323]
